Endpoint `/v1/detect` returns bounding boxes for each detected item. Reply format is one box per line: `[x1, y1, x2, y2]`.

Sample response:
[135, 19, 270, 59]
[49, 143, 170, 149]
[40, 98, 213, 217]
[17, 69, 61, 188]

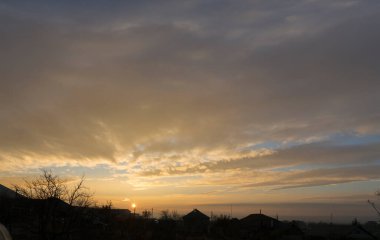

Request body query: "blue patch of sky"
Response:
[274, 179, 380, 196]
[271, 165, 312, 172]
[238, 140, 300, 153]
[44, 164, 126, 178]
[244, 133, 380, 172]
[241, 141, 281, 151]
[240, 139, 316, 152]
[319, 180, 380, 194]
[132, 164, 142, 170]
[244, 133, 380, 153]
[328, 133, 380, 146]
[271, 160, 380, 173]
[158, 175, 201, 181]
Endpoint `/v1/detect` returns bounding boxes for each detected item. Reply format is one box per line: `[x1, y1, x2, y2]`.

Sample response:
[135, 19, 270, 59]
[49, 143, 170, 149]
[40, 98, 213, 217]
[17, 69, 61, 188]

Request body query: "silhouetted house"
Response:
[0, 184, 28, 228]
[111, 208, 132, 221]
[182, 209, 210, 233]
[240, 212, 282, 231]
[0, 184, 22, 199]
[239, 212, 282, 239]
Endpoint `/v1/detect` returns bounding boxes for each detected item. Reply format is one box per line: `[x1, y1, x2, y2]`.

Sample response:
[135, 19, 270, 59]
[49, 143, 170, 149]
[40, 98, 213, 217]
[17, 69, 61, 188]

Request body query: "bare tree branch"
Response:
[12, 169, 94, 240]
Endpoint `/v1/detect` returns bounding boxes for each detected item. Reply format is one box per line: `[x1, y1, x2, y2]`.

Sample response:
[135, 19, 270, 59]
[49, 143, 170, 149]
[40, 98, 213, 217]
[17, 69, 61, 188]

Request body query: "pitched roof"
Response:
[34, 197, 71, 208]
[240, 213, 280, 224]
[183, 209, 210, 221]
[0, 184, 22, 199]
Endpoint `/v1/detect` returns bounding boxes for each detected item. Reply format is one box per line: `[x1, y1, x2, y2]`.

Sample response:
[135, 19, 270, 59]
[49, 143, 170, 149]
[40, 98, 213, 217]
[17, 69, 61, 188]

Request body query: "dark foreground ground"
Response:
[1, 195, 379, 240]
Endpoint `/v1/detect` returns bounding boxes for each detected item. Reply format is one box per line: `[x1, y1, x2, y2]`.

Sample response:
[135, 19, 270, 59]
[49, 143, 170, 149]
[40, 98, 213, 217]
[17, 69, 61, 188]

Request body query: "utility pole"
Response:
[132, 203, 136, 217]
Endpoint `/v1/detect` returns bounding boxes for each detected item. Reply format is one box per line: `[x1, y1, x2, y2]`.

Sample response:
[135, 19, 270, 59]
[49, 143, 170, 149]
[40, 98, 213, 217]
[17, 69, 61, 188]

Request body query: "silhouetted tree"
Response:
[13, 169, 93, 240]
[368, 190, 380, 221]
[142, 209, 152, 219]
[159, 209, 181, 221]
[159, 209, 170, 220]
[209, 214, 241, 239]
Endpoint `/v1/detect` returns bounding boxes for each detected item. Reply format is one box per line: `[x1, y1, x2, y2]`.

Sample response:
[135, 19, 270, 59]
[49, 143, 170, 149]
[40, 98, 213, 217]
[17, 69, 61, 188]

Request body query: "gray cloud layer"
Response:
[1, 0, 380, 189]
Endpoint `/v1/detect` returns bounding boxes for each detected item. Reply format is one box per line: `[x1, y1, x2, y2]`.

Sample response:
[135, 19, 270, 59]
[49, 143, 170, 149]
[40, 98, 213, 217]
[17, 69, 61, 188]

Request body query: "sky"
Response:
[1, 0, 380, 222]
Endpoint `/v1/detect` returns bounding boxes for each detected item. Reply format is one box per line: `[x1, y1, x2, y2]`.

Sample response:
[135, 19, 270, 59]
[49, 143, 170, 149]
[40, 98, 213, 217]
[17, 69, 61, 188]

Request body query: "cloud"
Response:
[242, 165, 380, 190]
[0, 0, 380, 194]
